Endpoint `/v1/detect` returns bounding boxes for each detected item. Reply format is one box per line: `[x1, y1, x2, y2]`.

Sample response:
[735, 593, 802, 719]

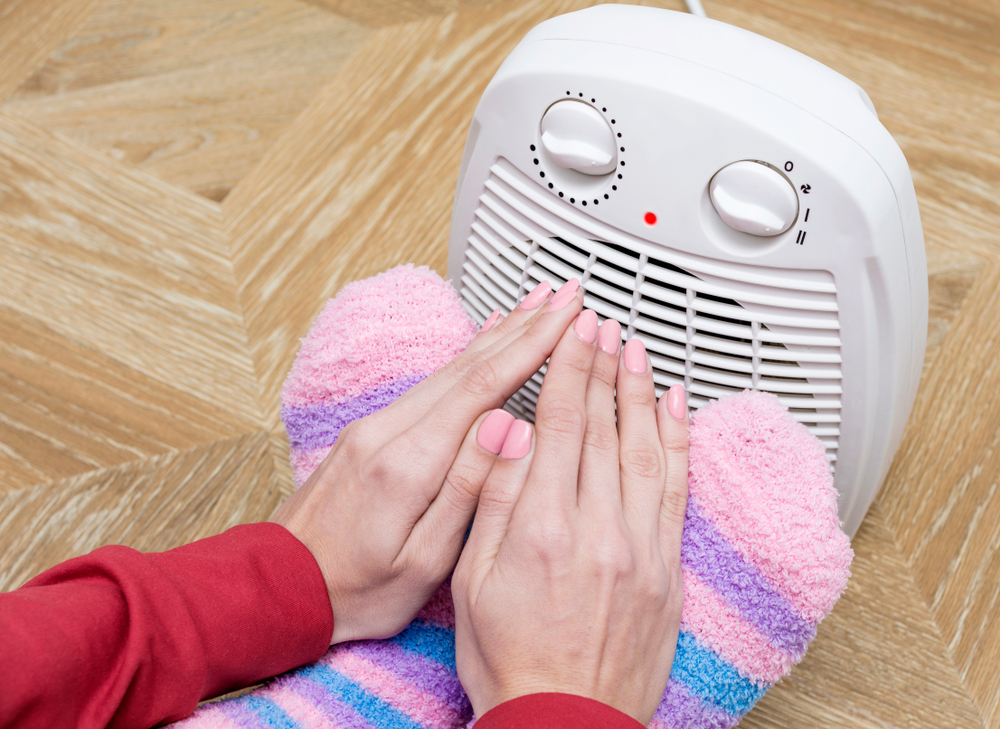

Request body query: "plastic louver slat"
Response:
[464, 161, 844, 470]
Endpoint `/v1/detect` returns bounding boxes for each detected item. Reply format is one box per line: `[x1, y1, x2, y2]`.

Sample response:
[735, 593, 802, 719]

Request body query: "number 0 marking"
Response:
[785, 161, 794, 172]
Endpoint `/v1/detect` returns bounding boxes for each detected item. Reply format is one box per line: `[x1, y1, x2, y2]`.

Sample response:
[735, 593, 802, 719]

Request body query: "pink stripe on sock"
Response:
[259, 683, 342, 729]
[281, 265, 478, 408]
[687, 391, 852, 624]
[328, 650, 460, 727]
[681, 568, 792, 685]
[170, 705, 243, 729]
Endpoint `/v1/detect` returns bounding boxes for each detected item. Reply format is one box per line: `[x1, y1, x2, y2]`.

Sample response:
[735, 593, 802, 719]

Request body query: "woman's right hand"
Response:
[453, 313, 690, 724]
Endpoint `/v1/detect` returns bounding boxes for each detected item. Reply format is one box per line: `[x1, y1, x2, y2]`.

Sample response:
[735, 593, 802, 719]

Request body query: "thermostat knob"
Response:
[540, 100, 618, 175]
[710, 161, 798, 236]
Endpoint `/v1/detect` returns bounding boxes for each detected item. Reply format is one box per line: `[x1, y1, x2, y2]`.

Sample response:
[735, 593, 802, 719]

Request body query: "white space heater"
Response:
[446, 5, 927, 537]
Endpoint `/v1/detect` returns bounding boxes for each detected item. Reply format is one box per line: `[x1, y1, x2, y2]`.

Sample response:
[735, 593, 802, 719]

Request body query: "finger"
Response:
[411, 408, 515, 566]
[363, 278, 576, 442]
[577, 318, 623, 511]
[656, 383, 690, 565]
[616, 338, 667, 536]
[518, 308, 600, 511]
[393, 284, 584, 504]
[461, 420, 534, 573]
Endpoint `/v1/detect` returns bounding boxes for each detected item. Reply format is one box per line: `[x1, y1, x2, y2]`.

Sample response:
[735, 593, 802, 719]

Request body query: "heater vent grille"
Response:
[459, 159, 842, 465]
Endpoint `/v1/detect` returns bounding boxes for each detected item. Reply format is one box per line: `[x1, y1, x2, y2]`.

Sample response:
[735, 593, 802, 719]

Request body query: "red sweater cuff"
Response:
[5, 522, 332, 728]
[144, 522, 334, 697]
[476, 693, 645, 729]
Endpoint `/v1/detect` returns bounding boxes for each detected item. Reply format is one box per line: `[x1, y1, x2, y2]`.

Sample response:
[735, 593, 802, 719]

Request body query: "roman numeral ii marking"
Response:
[796, 230, 807, 245]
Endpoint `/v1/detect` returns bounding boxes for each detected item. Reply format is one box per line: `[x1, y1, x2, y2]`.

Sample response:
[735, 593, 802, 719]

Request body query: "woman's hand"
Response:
[452, 313, 690, 724]
[272, 279, 584, 644]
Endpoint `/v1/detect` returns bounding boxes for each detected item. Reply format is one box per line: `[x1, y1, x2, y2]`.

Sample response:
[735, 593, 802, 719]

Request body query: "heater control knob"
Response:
[539, 101, 618, 176]
[709, 161, 799, 236]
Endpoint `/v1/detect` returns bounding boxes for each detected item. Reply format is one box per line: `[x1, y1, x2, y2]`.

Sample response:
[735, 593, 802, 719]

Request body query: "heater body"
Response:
[446, 4, 927, 537]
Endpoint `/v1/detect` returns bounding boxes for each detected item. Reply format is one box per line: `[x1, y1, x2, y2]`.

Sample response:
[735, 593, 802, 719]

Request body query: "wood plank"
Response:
[0, 305, 262, 493]
[879, 261, 1000, 728]
[0, 0, 105, 100]
[0, 111, 263, 467]
[0, 430, 283, 592]
[3, 0, 370, 200]
[743, 506, 984, 729]
[303, 0, 497, 26]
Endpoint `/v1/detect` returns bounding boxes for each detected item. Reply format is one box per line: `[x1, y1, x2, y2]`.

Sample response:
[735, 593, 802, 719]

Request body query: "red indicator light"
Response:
[644, 212, 657, 225]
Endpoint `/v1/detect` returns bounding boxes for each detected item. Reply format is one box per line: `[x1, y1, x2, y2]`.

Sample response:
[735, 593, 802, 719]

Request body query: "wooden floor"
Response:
[1, 0, 998, 726]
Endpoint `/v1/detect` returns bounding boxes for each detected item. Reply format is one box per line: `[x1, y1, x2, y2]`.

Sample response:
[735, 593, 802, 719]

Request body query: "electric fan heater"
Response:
[446, 4, 927, 537]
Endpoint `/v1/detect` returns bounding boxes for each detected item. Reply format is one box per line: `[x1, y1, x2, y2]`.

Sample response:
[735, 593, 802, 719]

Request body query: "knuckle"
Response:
[443, 463, 484, 505]
[594, 533, 635, 575]
[536, 399, 586, 440]
[620, 384, 656, 409]
[460, 357, 503, 399]
[591, 364, 618, 390]
[582, 421, 618, 455]
[659, 485, 689, 525]
[621, 446, 665, 481]
[525, 517, 573, 558]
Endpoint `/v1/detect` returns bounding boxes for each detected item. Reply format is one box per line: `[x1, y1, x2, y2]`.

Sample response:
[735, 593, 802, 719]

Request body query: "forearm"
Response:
[0, 523, 333, 729]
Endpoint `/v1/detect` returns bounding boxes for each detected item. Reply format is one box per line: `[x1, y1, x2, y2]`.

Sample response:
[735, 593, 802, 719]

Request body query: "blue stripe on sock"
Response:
[242, 694, 300, 728]
[299, 663, 425, 729]
[386, 619, 456, 671]
[671, 631, 769, 717]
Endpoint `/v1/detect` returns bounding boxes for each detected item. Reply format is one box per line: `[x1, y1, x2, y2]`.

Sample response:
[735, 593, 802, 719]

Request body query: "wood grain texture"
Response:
[1, 0, 999, 725]
[303, 0, 497, 26]
[2, 0, 370, 200]
[0, 0, 105, 99]
[0, 430, 283, 592]
[0, 111, 264, 489]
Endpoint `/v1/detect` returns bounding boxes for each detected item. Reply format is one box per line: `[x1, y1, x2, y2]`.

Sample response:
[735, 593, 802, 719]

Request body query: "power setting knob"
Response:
[539, 100, 618, 176]
[710, 161, 799, 236]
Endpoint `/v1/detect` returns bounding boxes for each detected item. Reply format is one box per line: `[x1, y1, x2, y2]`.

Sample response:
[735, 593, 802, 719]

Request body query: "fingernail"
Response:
[500, 420, 532, 459]
[481, 308, 501, 333]
[477, 409, 516, 454]
[519, 281, 551, 310]
[667, 384, 687, 420]
[623, 338, 647, 374]
[598, 319, 621, 355]
[574, 309, 599, 343]
[547, 278, 580, 311]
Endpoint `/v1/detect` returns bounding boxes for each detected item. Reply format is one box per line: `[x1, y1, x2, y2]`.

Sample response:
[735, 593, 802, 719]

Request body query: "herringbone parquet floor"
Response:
[1, 0, 998, 726]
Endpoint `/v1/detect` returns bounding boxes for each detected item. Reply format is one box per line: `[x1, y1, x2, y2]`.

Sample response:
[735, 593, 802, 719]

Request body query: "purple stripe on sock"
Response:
[682, 497, 815, 657]
[343, 641, 472, 717]
[654, 679, 739, 729]
[278, 672, 375, 729]
[281, 373, 429, 451]
[218, 699, 270, 729]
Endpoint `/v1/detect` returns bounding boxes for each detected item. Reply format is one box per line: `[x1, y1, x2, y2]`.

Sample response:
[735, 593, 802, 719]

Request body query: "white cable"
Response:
[685, 0, 708, 17]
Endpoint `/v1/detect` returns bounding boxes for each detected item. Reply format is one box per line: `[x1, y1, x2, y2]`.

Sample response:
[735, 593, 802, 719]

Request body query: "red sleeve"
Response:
[477, 693, 645, 729]
[0, 522, 333, 729]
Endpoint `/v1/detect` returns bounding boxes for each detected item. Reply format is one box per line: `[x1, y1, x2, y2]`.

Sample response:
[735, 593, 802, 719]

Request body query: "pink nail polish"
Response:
[598, 319, 621, 355]
[519, 281, 552, 310]
[547, 278, 580, 311]
[500, 420, 532, 460]
[623, 338, 647, 375]
[574, 309, 599, 343]
[667, 384, 687, 420]
[477, 409, 516, 454]
[481, 308, 501, 333]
